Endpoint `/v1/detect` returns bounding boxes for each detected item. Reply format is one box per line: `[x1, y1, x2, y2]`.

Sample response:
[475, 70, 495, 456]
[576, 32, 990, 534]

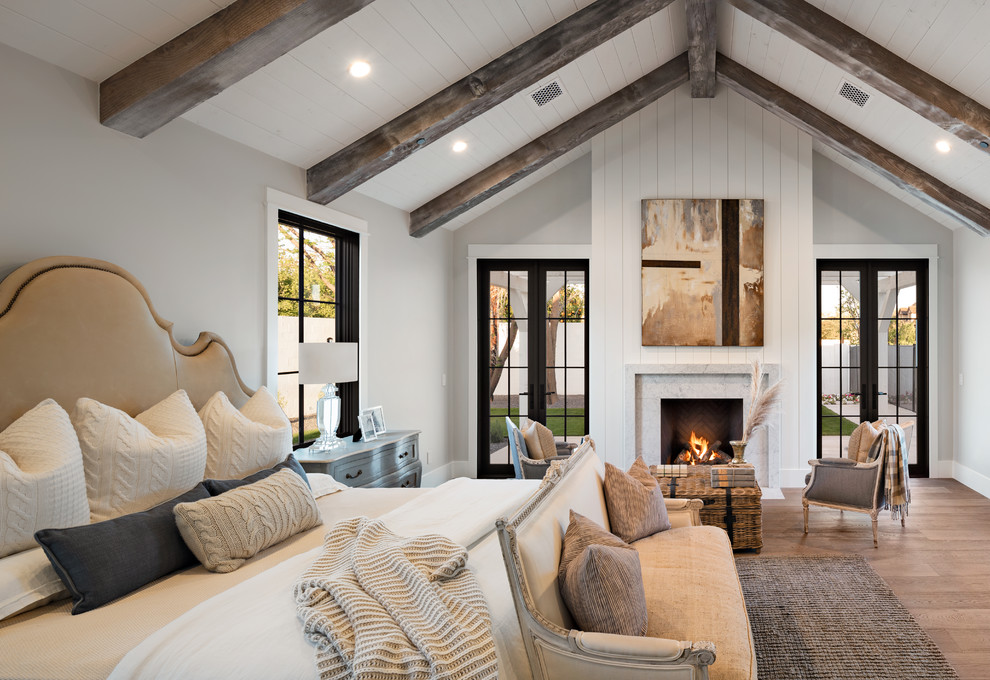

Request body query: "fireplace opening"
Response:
[660, 398, 744, 464]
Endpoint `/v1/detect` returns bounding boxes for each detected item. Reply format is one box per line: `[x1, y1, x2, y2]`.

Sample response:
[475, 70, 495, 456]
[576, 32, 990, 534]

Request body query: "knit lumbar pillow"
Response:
[603, 459, 671, 543]
[198, 387, 291, 480]
[560, 542, 648, 636]
[173, 468, 321, 573]
[73, 390, 207, 523]
[522, 420, 556, 460]
[0, 400, 90, 558]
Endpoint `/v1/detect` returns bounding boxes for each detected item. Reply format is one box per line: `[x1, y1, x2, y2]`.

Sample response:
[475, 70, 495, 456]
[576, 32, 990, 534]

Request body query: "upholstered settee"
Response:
[497, 440, 757, 680]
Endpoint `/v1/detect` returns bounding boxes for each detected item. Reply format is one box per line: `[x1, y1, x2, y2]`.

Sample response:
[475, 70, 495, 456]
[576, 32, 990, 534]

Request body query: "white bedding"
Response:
[109, 478, 540, 680]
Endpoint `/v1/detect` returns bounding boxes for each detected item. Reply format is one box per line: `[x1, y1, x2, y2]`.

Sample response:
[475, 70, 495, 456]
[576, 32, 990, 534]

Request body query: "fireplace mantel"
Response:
[624, 363, 781, 488]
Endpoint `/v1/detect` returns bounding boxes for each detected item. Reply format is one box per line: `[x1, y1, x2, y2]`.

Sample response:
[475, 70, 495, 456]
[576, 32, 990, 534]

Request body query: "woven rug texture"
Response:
[736, 555, 959, 680]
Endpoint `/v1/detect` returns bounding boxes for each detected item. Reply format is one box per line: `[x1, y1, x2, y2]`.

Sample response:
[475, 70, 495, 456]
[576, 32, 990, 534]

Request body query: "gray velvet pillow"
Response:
[603, 461, 671, 543]
[560, 543, 648, 636]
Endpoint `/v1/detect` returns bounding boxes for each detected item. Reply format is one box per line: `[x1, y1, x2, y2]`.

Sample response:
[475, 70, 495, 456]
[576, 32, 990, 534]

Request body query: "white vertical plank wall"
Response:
[590, 83, 814, 485]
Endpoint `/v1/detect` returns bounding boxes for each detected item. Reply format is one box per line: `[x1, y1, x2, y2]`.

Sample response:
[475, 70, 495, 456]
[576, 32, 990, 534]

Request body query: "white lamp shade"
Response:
[298, 342, 358, 384]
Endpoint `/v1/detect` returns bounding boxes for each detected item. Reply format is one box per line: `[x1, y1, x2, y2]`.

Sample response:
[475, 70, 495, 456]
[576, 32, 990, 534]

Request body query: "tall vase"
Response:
[729, 440, 747, 465]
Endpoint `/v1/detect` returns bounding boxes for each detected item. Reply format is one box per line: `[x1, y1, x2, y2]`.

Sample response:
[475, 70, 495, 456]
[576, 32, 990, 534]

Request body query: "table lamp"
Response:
[298, 342, 358, 450]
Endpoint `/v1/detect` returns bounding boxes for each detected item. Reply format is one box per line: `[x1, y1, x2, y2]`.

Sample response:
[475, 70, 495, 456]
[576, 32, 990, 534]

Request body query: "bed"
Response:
[0, 256, 539, 680]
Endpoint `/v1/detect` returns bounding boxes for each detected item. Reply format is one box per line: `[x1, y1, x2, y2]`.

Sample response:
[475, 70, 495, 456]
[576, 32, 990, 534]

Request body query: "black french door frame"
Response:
[477, 259, 590, 478]
[816, 259, 929, 477]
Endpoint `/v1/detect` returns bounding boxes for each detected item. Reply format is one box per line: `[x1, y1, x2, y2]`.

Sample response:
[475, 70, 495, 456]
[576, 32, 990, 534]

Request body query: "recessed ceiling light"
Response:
[349, 61, 370, 78]
[935, 140, 951, 153]
[452, 140, 468, 153]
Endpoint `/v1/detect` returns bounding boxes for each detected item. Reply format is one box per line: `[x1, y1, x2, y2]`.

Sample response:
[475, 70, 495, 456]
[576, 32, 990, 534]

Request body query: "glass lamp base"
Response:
[310, 384, 343, 451]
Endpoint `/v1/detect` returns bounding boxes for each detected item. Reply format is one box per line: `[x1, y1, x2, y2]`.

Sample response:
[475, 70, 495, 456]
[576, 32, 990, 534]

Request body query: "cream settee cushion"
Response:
[73, 390, 207, 522]
[0, 399, 89, 558]
[199, 387, 291, 480]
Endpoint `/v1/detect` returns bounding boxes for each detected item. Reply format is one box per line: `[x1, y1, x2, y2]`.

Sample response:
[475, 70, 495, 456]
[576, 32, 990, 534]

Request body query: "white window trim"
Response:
[264, 188, 370, 409]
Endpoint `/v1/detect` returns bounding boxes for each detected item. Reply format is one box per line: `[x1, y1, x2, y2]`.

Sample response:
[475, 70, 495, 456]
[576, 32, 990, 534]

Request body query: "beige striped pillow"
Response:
[560, 543, 648, 636]
[558, 510, 632, 583]
[603, 461, 671, 543]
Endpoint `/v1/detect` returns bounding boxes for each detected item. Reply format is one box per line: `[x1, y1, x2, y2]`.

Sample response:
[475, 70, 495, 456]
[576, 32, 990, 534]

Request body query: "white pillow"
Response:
[73, 390, 207, 523]
[0, 546, 68, 620]
[199, 387, 291, 480]
[0, 399, 90, 558]
[307, 472, 349, 498]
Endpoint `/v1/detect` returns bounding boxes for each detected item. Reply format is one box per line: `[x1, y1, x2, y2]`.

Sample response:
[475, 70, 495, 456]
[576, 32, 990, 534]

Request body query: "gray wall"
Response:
[813, 152, 955, 469]
[449, 153, 591, 473]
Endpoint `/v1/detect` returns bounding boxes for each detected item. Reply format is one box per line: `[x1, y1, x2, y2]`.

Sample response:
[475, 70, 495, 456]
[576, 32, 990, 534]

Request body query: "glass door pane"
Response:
[819, 269, 862, 459]
[876, 269, 920, 464]
[544, 269, 587, 445]
[486, 269, 529, 471]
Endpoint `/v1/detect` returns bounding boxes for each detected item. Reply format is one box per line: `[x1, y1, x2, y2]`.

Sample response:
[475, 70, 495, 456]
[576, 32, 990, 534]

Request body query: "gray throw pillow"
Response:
[202, 453, 309, 495]
[34, 483, 210, 614]
[558, 510, 632, 583]
[603, 461, 671, 543]
[560, 543, 648, 636]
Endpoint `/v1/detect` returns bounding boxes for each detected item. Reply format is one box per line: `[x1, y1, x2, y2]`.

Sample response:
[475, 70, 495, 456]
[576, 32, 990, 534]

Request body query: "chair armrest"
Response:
[664, 498, 703, 527]
[554, 442, 578, 455]
[573, 632, 687, 660]
[808, 457, 858, 467]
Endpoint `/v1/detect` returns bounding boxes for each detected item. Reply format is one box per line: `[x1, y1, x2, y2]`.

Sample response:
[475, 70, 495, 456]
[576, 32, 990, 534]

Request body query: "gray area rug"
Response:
[736, 555, 959, 680]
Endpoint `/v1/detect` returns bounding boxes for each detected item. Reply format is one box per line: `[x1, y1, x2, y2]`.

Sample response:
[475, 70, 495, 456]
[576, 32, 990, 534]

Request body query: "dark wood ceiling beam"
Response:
[100, 0, 377, 138]
[727, 0, 990, 151]
[409, 54, 690, 238]
[686, 0, 716, 98]
[307, 0, 676, 205]
[716, 55, 990, 236]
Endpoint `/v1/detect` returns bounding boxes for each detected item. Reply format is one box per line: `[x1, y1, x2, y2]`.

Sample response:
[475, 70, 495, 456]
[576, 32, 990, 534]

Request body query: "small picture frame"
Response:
[357, 413, 377, 442]
[362, 405, 386, 436]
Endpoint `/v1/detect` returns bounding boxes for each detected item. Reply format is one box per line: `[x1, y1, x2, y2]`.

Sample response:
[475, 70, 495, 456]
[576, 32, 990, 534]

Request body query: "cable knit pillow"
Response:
[603, 459, 671, 543]
[1, 399, 90, 558]
[198, 387, 291, 480]
[73, 390, 207, 523]
[173, 469, 321, 573]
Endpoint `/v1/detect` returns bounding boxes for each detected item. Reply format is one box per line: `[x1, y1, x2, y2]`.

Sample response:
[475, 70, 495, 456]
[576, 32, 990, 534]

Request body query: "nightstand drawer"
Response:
[390, 439, 418, 469]
[369, 461, 422, 489]
[294, 431, 421, 489]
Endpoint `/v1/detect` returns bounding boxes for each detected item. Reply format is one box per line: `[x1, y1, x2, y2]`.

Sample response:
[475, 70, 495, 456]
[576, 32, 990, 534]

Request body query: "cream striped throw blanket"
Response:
[294, 516, 498, 680]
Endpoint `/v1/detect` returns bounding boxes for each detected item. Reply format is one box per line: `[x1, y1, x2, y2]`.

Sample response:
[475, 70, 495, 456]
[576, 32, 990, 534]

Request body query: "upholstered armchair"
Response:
[505, 417, 576, 480]
[803, 421, 913, 547]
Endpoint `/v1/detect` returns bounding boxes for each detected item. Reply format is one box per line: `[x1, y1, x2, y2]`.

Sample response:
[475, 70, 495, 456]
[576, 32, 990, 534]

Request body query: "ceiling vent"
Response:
[530, 80, 564, 108]
[837, 81, 871, 108]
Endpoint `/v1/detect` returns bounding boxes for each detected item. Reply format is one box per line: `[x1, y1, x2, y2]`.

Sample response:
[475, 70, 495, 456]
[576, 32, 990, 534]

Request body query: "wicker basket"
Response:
[651, 473, 763, 552]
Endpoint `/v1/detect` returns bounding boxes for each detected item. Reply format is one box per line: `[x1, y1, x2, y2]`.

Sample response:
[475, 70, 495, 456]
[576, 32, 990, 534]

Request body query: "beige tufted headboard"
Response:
[0, 256, 254, 431]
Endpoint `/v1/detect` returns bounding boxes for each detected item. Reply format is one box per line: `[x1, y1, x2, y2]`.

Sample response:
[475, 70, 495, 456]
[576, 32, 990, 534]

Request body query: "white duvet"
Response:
[108, 478, 540, 680]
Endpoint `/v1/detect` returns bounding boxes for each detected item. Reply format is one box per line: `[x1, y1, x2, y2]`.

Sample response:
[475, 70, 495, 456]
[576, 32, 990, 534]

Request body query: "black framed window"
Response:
[276, 210, 359, 447]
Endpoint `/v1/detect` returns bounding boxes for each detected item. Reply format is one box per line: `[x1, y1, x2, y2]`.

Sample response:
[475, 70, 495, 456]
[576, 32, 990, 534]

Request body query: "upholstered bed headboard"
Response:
[0, 256, 253, 431]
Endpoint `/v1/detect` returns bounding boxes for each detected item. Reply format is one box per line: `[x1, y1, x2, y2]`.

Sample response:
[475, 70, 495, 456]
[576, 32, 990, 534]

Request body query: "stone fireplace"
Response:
[624, 364, 781, 488]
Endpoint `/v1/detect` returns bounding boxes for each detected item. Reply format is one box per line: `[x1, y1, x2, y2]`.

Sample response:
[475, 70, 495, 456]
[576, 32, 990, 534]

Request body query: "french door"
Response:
[817, 260, 929, 476]
[477, 260, 589, 478]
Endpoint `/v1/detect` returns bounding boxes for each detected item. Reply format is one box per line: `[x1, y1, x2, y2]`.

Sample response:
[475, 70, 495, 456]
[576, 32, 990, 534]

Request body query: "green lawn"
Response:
[490, 407, 585, 441]
[820, 405, 858, 436]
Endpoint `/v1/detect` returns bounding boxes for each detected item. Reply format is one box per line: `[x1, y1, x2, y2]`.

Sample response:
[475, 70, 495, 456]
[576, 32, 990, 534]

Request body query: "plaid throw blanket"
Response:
[294, 517, 497, 680]
[870, 424, 911, 520]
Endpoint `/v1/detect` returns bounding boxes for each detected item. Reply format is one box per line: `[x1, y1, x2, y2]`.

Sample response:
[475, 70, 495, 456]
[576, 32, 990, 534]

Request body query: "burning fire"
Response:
[686, 431, 713, 465]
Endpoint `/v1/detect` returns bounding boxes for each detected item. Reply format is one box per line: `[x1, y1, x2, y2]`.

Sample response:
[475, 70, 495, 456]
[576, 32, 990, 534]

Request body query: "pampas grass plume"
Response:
[743, 360, 783, 442]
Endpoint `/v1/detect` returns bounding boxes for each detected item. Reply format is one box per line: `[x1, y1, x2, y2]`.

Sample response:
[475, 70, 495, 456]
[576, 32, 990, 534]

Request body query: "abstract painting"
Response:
[642, 198, 764, 346]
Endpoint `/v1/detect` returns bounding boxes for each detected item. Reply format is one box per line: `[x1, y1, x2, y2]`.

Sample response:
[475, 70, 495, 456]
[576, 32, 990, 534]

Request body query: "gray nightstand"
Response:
[294, 430, 422, 488]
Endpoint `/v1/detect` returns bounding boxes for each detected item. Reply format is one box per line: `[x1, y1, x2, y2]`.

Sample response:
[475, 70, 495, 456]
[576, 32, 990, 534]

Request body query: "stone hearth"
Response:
[625, 364, 781, 488]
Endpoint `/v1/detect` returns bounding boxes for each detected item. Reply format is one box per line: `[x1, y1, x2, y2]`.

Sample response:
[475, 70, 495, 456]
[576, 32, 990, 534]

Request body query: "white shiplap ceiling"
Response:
[2, 0, 990, 232]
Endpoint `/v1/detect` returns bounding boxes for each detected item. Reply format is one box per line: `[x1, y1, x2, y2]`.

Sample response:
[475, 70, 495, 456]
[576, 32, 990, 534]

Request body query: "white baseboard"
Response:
[422, 461, 474, 487]
[932, 460, 955, 478]
[952, 461, 990, 499]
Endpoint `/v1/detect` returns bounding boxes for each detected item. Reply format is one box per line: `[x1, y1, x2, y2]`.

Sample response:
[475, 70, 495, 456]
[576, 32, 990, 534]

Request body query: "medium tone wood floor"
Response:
[740, 479, 989, 679]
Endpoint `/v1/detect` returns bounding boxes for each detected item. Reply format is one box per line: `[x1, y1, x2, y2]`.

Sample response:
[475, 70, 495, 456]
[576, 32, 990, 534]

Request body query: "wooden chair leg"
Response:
[901, 516, 905, 527]
[802, 500, 809, 534]
[872, 517, 879, 548]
